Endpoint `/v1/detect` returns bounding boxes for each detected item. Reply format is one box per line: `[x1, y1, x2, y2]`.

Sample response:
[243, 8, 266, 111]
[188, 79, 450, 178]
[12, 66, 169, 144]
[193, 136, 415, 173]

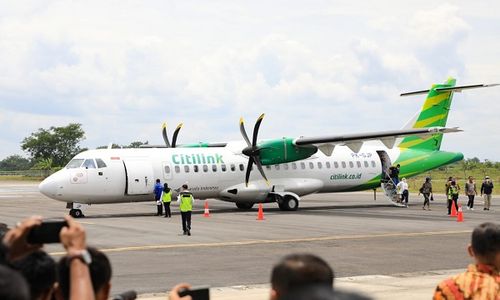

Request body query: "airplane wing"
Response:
[294, 127, 462, 155]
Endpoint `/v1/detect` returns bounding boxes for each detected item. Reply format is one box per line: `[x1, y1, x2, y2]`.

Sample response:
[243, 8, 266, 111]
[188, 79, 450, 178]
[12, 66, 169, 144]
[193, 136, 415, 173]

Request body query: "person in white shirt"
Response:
[397, 178, 409, 207]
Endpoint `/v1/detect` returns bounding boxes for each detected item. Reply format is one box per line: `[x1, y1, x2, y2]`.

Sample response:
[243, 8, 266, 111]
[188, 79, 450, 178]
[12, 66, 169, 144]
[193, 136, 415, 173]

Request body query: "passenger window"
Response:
[275, 165, 280, 170]
[371, 160, 376, 168]
[364, 161, 369, 168]
[83, 159, 96, 169]
[221, 164, 227, 172]
[292, 162, 297, 170]
[212, 165, 217, 172]
[239, 164, 245, 171]
[309, 162, 314, 169]
[164, 166, 171, 174]
[203, 165, 208, 172]
[341, 162, 346, 168]
[349, 161, 354, 168]
[334, 162, 339, 168]
[175, 166, 180, 173]
[230, 164, 236, 171]
[300, 162, 306, 169]
[95, 158, 107, 168]
[357, 161, 361, 168]
[194, 165, 199, 173]
[184, 165, 190, 173]
[326, 162, 331, 169]
[283, 164, 289, 170]
[317, 162, 322, 169]
[266, 165, 271, 170]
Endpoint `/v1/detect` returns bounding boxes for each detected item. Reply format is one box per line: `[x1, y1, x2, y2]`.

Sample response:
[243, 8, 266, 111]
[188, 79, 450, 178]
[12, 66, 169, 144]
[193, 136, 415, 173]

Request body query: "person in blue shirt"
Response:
[154, 179, 163, 216]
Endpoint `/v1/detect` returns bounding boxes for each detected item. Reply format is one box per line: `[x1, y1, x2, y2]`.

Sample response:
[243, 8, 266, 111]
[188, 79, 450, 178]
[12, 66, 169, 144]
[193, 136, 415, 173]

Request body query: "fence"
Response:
[0, 170, 54, 178]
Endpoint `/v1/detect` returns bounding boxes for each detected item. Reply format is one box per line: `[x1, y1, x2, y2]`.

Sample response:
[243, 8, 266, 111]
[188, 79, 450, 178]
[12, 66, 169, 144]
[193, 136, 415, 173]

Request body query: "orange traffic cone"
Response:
[450, 200, 458, 217]
[457, 205, 464, 222]
[203, 200, 210, 217]
[256, 203, 265, 220]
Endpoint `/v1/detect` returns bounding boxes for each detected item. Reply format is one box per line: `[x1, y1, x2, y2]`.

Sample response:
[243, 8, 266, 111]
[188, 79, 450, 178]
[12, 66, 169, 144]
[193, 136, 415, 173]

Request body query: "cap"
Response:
[485, 176, 490, 179]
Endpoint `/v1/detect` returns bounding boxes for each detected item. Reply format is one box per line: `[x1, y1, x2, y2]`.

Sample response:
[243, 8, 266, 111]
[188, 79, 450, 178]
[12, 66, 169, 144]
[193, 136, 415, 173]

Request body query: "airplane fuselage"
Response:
[39, 140, 462, 206]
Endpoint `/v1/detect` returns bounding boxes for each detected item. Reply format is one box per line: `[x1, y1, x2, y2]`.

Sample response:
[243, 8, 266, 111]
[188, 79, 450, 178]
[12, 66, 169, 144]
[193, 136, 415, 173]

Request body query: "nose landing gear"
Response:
[67, 202, 86, 218]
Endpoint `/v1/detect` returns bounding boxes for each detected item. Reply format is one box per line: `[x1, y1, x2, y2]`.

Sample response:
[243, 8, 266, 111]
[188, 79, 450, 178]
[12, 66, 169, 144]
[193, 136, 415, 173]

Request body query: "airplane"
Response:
[38, 78, 497, 217]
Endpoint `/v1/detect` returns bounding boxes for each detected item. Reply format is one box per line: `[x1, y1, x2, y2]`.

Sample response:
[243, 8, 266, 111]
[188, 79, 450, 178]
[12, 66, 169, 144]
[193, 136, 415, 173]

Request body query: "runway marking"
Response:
[49, 229, 470, 256]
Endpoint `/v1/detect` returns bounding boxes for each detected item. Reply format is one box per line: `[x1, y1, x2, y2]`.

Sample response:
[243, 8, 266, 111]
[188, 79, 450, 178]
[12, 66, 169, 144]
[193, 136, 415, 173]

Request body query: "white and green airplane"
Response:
[39, 78, 496, 217]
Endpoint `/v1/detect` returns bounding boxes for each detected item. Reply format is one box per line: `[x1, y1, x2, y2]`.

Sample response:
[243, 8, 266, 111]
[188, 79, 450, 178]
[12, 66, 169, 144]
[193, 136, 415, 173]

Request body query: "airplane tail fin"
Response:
[398, 78, 457, 151]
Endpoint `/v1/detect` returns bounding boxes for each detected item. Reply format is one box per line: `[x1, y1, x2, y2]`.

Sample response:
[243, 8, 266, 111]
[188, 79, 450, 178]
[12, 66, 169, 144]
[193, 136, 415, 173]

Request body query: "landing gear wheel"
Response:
[70, 209, 84, 218]
[279, 196, 299, 211]
[236, 202, 254, 210]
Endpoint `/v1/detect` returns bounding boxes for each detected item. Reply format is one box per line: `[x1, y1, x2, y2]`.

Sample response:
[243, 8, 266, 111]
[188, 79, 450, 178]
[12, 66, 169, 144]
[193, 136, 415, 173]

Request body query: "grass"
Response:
[406, 165, 499, 194]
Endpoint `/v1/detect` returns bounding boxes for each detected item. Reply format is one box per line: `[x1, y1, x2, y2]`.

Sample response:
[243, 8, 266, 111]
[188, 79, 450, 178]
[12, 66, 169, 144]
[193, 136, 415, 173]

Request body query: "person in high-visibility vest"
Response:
[177, 184, 194, 236]
[162, 183, 172, 218]
[448, 180, 460, 215]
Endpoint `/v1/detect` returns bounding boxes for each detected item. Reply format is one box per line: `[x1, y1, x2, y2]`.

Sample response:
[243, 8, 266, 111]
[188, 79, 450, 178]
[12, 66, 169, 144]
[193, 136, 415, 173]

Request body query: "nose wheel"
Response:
[69, 209, 84, 218]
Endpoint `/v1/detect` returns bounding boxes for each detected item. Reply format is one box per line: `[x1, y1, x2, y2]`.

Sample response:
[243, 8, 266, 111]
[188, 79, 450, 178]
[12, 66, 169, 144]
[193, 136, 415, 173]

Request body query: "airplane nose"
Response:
[39, 177, 58, 198]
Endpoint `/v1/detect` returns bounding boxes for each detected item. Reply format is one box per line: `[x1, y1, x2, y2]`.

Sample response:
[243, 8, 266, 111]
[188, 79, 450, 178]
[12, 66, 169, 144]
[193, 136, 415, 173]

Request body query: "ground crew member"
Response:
[448, 180, 460, 215]
[177, 184, 194, 236]
[162, 183, 172, 218]
[154, 179, 163, 216]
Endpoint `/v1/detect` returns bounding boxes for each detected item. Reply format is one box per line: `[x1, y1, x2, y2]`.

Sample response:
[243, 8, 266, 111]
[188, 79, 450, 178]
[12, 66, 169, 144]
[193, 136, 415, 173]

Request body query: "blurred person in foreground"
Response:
[10, 250, 57, 300]
[55, 246, 112, 300]
[1, 215, 95, 300]
[433, 222, 499, 299]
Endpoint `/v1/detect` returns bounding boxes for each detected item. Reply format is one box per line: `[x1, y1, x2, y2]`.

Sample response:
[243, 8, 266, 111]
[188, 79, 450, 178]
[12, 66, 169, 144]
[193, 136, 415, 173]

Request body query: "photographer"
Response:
[1, 215, 95, 300]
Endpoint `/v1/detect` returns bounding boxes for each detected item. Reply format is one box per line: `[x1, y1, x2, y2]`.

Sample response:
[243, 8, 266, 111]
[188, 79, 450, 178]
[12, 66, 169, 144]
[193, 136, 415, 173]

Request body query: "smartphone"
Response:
[27, 220, 68, 244]
[177, 286, 210, 300]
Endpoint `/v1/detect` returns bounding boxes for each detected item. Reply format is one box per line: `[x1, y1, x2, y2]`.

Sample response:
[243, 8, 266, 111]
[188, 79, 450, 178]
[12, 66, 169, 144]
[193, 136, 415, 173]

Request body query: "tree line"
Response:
[0, 124, 148, 171]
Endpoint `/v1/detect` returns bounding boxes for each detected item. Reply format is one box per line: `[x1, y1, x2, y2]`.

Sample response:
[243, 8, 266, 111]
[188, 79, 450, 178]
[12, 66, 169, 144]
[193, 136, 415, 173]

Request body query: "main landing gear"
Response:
[277, 195, 299, 211]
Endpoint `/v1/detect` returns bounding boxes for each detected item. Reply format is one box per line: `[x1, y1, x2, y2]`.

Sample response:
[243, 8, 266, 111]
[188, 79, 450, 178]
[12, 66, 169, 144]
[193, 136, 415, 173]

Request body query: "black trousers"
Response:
[401, 190, 409, 205]
[423, 193, 430, 207]
[467, 195, 475, 208]
[163, 202, 171, 217]
[447, 195, 458, 214]
[156, 202, 163, 215]
[181, 211, 192, 232]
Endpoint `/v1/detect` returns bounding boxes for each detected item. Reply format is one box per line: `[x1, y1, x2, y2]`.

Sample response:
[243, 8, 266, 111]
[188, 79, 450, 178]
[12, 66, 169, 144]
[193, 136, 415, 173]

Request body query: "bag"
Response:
[419, 187, 424, 193]
[430, 195, 434, 201]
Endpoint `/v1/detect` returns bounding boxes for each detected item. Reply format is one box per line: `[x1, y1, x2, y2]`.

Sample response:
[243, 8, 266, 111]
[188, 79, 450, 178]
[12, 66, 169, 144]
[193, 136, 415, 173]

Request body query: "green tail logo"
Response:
[399, 77, 456, 151]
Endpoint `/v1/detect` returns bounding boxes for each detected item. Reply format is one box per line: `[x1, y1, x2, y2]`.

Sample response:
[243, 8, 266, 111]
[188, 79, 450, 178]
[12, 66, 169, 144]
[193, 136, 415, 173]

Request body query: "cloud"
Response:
[0, 1, 499, 162]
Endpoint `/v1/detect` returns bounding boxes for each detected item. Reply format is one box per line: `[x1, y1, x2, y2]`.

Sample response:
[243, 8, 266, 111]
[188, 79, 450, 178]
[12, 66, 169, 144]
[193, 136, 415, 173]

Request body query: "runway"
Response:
[0, 181, 498, 298]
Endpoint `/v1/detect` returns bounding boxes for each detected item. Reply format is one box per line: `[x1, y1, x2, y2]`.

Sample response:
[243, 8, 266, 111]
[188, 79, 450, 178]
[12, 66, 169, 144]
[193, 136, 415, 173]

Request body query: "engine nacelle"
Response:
[258, 137, 317, 165]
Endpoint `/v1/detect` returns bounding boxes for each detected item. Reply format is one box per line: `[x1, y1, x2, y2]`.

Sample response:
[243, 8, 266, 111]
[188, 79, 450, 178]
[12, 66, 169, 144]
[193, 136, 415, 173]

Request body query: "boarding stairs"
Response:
[380, 171, 406, 207]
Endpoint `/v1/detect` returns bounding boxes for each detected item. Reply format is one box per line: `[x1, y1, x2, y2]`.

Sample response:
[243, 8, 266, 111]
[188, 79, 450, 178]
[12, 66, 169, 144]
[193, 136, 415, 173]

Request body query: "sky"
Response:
[0, 0, 499, 162]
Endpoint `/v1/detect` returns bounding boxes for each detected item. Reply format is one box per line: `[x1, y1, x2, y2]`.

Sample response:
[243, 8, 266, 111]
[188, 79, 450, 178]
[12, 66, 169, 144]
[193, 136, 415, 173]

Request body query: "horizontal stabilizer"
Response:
[400, 83, 499, 96]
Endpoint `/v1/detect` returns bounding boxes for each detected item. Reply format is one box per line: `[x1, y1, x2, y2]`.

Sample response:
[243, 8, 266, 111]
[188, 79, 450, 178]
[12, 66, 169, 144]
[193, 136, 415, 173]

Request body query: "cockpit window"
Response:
[95, 158, 107, 168]
[83, 159, 96, 169]
[66, 159, 84, 169]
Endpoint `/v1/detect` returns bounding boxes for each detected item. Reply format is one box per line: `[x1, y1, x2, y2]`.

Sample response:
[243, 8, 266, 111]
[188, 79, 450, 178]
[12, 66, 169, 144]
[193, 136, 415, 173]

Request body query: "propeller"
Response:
[240, 113, 269, 187]
[162, 123, 183, 148]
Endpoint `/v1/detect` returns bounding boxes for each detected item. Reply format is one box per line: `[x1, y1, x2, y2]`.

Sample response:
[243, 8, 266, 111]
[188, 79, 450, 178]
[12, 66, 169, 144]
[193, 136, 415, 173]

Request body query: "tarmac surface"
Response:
[0, 181, 498, 299]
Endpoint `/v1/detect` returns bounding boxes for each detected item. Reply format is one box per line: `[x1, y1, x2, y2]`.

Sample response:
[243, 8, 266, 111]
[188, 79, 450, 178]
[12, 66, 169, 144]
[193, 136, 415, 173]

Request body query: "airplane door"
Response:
[376, 150, 392, 179]
[124, 159, 154, 195]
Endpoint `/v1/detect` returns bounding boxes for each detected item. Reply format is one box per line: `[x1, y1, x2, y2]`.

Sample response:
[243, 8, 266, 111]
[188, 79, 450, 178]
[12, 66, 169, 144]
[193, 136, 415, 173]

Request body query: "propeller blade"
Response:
[245, 156, 254, 187]
[253, 157, 269, 185]
[172, 123, 183, 148]
[252, 113, 265, 146]
[240, 117, 251, 147]
[162, 123, 171, 148]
